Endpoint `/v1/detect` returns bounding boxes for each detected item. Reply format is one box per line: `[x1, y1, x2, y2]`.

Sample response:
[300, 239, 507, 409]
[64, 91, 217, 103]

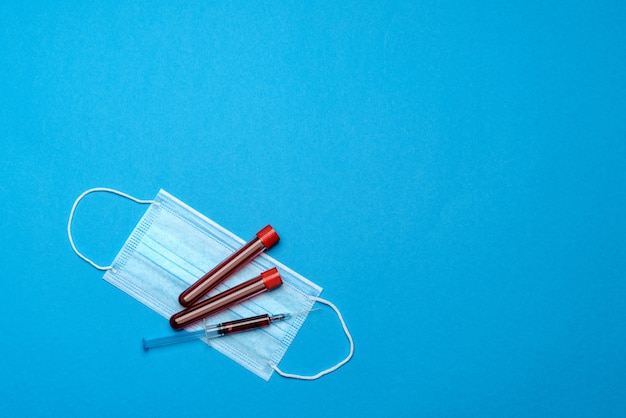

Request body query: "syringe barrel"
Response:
[215, 314, 272, 336]
[178, 225, 279, 307]
[170, 267, 282, 330]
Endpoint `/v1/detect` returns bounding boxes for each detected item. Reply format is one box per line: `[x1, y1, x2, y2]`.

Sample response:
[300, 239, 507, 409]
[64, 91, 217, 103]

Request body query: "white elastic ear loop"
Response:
[269, 296, 355, 380]
[67, 187, 156, 271]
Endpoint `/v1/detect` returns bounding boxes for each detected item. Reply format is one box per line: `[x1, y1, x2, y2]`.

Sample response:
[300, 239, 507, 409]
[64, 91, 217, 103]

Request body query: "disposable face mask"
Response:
[67, 188, 353, 380]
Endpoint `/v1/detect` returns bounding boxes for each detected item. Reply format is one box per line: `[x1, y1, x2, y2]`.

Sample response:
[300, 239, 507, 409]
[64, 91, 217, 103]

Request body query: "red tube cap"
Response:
[256, 225, 280, 249]
[260, 267, 282, 290]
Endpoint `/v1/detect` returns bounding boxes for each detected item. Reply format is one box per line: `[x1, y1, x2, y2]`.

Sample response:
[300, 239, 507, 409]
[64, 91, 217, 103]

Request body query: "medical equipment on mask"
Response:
[143, 310, 316, 351]
[68, 188, 354, 381]
[170, 267, 282, 330]
[179, 225, 279, 307]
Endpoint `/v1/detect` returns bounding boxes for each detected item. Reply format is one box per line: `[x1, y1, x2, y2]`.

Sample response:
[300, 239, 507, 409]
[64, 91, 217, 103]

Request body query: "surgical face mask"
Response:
[67, 188, 353, 380]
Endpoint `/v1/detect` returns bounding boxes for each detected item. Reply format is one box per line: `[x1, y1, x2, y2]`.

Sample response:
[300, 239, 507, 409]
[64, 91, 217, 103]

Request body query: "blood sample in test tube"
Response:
[170, 267, 283, 330]
[179, 225, 279, 308]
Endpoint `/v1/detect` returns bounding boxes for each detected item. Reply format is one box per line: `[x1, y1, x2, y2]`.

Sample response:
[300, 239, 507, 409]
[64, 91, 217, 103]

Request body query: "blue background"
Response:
[1, 1, 625, 417]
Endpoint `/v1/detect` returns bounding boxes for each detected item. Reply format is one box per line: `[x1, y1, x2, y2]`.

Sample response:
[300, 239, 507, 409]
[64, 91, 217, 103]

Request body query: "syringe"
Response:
[143, 312, 292, 351]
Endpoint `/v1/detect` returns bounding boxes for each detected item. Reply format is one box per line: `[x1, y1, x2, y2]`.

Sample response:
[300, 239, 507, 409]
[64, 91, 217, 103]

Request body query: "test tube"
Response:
[170, 267, 283, 330]
[178, 225, 279, 307]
